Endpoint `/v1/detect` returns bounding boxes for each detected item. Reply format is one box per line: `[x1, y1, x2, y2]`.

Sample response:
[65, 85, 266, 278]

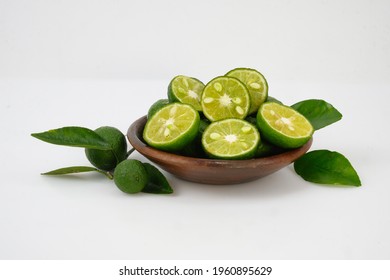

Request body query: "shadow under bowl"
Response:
[127, 116, 312, 185]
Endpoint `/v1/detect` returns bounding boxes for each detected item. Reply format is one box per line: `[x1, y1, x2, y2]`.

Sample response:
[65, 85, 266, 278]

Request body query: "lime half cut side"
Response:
[147, 99, 170, 119]
[201, 76, 250, 122]
[168, 75, 204, 111]
[202, 118, 260, 159]
[143, 103, 200, 152]
[226, 68, 268, 115]
[256, 102, 313, 149]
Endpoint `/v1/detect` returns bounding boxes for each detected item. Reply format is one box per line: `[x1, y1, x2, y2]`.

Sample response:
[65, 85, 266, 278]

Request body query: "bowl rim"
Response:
[127, 115, 313, 168]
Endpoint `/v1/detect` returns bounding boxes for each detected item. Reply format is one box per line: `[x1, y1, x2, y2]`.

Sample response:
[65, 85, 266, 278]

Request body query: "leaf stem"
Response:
[126, 147, 136, 158]
[96, 169, 114, 180]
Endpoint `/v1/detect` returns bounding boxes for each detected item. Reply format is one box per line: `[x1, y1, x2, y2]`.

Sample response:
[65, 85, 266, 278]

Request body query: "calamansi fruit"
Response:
[114, 159, 148, 194]
[85, 126, 127, 171]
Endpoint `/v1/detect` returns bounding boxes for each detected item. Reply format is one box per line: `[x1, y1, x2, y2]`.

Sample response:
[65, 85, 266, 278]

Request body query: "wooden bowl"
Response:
[127, 116, 313, 185]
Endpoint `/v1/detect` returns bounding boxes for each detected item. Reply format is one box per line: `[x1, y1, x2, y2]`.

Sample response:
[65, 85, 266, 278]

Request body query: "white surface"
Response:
[1, 0, 390, 260]
[1, 0, 389, 83]
[1, 79, 390, 260]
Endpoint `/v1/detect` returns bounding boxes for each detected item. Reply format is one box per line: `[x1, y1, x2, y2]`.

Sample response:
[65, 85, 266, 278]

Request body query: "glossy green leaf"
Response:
[142, 163, 173, 194]
[291, 99, 342, 130]
[31, 126, 111, 150]
[42, 166, 113, 179]
[294, 150, 361, 187]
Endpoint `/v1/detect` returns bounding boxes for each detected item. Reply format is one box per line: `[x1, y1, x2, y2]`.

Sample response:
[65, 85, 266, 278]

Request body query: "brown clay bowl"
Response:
[127, 116, 313, 185]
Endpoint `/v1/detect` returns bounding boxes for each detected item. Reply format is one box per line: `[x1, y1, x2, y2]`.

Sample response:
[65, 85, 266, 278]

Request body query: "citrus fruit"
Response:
[168, 75, 204, 111]
[245, 115, 258, 126]
[202, 118, 260, 159]
[267, 96, 283, 104]
[85, 126, 127, 171]
[114, 159, 148, 194]
[201, 76, 250, 122]
[143, 103, 200, 152]
[256, 102, 314, 148]
[180, 118, 210, 158]
[255, 139, 286, 157]
[147, 99, 170, 119]
[226, 68, 268, 114]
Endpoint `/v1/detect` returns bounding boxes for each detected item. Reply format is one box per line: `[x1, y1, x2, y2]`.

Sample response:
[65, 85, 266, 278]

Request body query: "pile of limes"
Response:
[33, 68, 360, 191]
[143, 68, 314, 160]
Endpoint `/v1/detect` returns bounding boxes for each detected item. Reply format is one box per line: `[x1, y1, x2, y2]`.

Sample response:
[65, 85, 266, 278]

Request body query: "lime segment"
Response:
[202, 118, 260, 159]
[143, 103, 200, 152]
[168, 75, 204, 111]
[256, 102, 313, 148]
[201, 76, 250, 122]
[226, 68, 268, 114]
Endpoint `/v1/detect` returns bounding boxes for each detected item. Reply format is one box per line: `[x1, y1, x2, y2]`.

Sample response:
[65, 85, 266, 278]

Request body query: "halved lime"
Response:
[168, 75, 204, 111]
[226, 68, 268, 114]
[143, 103, 200, 152]
[201, 76, 250, 122]
[202, 118, 260, 159]
[256, 102, 313, 148]
[147, 99, 170, 119]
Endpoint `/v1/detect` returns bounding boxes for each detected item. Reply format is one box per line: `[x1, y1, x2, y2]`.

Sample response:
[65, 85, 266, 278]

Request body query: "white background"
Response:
[1, 0, 390, 260]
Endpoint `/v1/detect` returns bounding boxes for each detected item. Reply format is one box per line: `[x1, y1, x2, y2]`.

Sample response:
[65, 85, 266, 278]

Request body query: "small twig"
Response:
[126, 147, 136, 158]
[95, 169, 114, 180]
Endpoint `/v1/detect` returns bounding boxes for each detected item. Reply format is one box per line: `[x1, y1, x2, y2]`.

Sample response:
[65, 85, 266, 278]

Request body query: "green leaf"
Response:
[142, 163, 173, 194]
[42, 166, 113, 179]
[291, 99, 342, 130]
[294, 150, 361, 187]
[31, 126, 111, 150]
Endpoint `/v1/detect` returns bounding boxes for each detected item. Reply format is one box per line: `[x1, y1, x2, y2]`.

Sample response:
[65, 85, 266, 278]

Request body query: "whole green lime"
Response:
[114, 159, 148, 194]
[255, 139, 286, 157]
[85, 126, 127, 171]
[179, 118, 209, 158]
